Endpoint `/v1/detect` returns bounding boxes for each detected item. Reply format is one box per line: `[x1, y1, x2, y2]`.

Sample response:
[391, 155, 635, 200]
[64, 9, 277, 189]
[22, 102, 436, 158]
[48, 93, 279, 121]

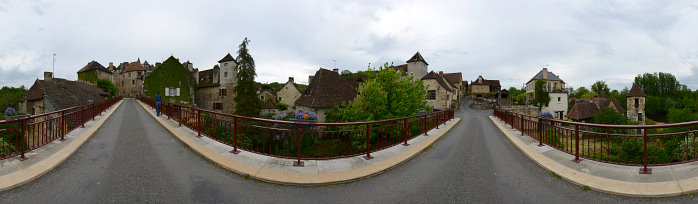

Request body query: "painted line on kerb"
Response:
[0, 100, 123, 192]
[138, 100, 460, 185]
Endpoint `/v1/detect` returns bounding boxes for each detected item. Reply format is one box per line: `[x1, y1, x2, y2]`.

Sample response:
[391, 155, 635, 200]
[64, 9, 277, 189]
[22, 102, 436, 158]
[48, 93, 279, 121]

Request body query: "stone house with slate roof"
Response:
[260, 99, 279, 117]
[525, 68, 568, 119]
[116, 59, 146, 98]
[258, 89, 276, 103]
[21, 72, 109, 115]
[626, 83, 646, 124]
[422, 71, 455, 110]
[77, 61, 113, 84]
[194, 53, 238, 113]
[295, 68, 363, 122]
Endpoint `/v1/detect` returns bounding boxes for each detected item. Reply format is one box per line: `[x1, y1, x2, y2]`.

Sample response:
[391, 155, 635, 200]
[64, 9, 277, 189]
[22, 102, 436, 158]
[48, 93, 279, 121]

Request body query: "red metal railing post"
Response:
[19, 118, 27, 161]
[294, 125, 304, 166]
[167, 104, 170, 120]
[196, 108, 201, 138]
[178, 105, 182, 127]
[231, 117, 240, 154]
[423, 114, 428, 136]
[81, 106, 85, 128]
[60, 111, 65, 141]
[403, 118, 409, 146]
[436, 112, 440, 129]
[573, 124, 581, 163]
[537, 117, 544, 147]
[364, 124, 373, 160]
[519, 114, 526, 136]
[92, 103, 95, 120]
[640, 128, 651, 174]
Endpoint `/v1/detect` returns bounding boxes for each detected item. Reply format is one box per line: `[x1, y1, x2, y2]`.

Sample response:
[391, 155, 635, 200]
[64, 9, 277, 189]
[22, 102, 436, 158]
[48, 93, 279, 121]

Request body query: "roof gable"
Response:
[218, 53, 236, 63]
[421, 71, 453, 92]
[78, 61, 112, 74]
[295, 68, 358, 108]
[527, 68, 563, 84]
[627, 83, 646, 97]
[120, 60, 145, 73]
[442, 73, 462, 85]
[406, 52, 428, 65]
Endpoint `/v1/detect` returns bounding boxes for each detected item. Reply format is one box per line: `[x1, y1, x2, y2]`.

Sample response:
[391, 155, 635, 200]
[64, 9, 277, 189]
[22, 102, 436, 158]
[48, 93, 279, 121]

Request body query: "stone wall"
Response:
[277, 82, 301, 108]
[471, 85, 490, 94]
[627, 97, 645, 124]
[423, 79, 451, 110]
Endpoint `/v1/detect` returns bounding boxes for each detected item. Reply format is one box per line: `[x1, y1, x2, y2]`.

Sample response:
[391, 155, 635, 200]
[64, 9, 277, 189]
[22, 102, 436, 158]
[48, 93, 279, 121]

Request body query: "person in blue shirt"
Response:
[155, 92, 162, 116]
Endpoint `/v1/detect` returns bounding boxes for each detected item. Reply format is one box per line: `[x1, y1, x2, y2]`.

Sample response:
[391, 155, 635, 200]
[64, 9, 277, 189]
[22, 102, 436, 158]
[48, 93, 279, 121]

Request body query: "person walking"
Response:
[155, 92, 162, 116]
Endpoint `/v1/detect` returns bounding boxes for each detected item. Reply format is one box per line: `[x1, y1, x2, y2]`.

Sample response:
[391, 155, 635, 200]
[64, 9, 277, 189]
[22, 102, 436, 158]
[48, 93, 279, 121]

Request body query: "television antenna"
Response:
[52, 53, 56, 74]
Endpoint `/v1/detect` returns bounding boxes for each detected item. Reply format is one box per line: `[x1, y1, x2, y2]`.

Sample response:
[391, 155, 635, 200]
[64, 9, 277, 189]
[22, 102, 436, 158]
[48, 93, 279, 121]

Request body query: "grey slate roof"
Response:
[24, 78, 109, 111]
[77, 61, 112, 74]
[527, 69, 563, 84]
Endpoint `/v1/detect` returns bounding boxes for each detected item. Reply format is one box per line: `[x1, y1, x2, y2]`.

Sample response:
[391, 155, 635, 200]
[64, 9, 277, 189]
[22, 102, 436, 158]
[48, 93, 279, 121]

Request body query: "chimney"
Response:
[109, 62, 113, 67]
[289, 77, 294, 83]
[44, 72, 53, 80]
[542, 68, 548, 79]
[333, 68, 339, 73]
[309, 75, 314, 84]
[439, 71, 444, 77]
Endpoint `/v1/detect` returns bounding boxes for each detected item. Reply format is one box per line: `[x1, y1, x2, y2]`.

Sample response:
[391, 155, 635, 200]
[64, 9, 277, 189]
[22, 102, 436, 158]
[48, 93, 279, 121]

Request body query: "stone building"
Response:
[525, 68, 568, 119]
[421, 71, 455, 110]
[116, 59, 146, 98]
[470, 75, 501, 98]
[260, 100, 280, 117]
[275, 77, 302, 108]
[567, 93, 625, 122]
[258, 89, 276, 103]
[295, 68, 362, 122]
[392, 52, 429, 80]
[443, 72, 464, 102]
[194, 53, 238, 113]
[77, 61, 113, 84]
[21, 72, 109, 115]
[626, 83, 646, 124]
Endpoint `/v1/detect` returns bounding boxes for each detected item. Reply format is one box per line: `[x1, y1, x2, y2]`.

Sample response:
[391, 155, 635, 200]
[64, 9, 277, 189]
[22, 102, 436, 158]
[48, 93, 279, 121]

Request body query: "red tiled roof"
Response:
[120, 60, 145, 73]
[261, 100, 278, 109]
[392, 64, 408, 73]
[442, 73, 462, 85]
[567, 101, 599, 120]
[406, 52, 428, 65]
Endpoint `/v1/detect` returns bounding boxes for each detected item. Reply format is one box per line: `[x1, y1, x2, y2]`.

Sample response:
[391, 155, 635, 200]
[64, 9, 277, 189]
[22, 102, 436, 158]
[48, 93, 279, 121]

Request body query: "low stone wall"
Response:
[500, 105, 538, 116]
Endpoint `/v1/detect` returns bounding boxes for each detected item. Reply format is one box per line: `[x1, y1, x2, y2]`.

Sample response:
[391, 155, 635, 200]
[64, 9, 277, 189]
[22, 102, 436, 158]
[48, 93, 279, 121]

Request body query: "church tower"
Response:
[626, 83, 646, 125]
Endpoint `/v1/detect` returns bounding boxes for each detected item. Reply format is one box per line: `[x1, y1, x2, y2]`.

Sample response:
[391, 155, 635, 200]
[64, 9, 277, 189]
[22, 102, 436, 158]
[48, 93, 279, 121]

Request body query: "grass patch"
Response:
[547, 171, 561, 179]
[243, 174, 251, 180]
[582, 185, 590, 191]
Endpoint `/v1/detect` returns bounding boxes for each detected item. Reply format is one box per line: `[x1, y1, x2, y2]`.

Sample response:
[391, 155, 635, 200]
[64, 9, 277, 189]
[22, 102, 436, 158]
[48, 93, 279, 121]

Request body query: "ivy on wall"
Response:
[144, 56, 196, 103]
[77, 70, 98, 83]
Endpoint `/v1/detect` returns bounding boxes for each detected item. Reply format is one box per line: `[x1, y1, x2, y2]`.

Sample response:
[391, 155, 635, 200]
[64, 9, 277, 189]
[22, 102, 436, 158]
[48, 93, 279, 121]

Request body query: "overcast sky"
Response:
[1, 0, 697, 91]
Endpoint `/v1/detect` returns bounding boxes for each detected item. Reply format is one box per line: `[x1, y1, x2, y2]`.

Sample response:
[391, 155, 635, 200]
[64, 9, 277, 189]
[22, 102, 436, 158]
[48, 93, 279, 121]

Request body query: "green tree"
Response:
[97, 79, 118, 97]
[326, 62, 430, 122]
[592, 107, 629, 125]
[591, 80, 610, 96]
[530, 80, 550, 113]
[0, 86, 27, 114]
[234, 38, 262, 117]
[580, 91, 598, 99]
[635, 72, 681, 98]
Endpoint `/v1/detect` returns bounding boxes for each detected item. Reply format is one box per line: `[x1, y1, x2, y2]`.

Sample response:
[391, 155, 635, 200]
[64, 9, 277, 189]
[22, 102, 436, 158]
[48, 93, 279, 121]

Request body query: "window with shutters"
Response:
[214, 103, 222, 110]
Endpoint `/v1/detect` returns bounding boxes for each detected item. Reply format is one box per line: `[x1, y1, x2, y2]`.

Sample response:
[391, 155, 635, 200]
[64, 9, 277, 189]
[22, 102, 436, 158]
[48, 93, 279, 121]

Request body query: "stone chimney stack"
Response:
[542, 68, 548, 79]
[439, 71, 444, 77]
[109, 62, 113, 67]
[44, 72, 53, 80]
[289, 77, 294, 83]
[333, 68, 339, 73]
[309, 75, 314, 84]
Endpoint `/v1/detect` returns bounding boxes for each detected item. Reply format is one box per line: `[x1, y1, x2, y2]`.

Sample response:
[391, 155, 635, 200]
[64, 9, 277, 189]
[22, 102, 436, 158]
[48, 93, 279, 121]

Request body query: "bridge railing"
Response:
[494, 108, 698, 174]
[0, 97, 122, 161]
[140, 97, 453, 166]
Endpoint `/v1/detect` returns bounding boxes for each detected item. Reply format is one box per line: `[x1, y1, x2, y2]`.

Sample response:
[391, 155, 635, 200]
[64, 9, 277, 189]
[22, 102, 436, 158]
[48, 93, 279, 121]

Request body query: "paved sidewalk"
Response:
[137, 100, 460, 185]
[0, 100, 123, 191]
[490, 116, 698, 197]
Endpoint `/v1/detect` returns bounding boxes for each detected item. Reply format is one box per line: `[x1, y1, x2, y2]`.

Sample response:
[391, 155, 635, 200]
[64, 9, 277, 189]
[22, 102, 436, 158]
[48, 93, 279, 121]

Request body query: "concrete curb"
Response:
[489, 116, 698, 197]
[0, 100, 123, 192]
[137, 100, 460, 185]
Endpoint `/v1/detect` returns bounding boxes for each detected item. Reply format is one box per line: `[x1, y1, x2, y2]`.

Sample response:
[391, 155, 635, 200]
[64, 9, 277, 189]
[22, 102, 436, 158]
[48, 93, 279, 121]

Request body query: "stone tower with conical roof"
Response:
[626, 83, 646, 124]
[406, 52, 428, 81]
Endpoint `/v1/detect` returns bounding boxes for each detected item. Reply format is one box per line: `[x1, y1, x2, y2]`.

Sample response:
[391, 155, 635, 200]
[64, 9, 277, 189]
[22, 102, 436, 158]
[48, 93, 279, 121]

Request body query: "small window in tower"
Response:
[224, 72, 228, 77]
[634, 98, 639, 109]
[558, 97, 561, 101]
[638, 113, 643, 121]
[224, 63, 228, 66]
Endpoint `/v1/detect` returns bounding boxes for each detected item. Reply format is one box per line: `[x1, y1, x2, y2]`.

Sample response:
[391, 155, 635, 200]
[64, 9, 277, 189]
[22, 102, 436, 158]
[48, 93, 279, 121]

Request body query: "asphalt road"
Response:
[1, 99, 697, 203]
